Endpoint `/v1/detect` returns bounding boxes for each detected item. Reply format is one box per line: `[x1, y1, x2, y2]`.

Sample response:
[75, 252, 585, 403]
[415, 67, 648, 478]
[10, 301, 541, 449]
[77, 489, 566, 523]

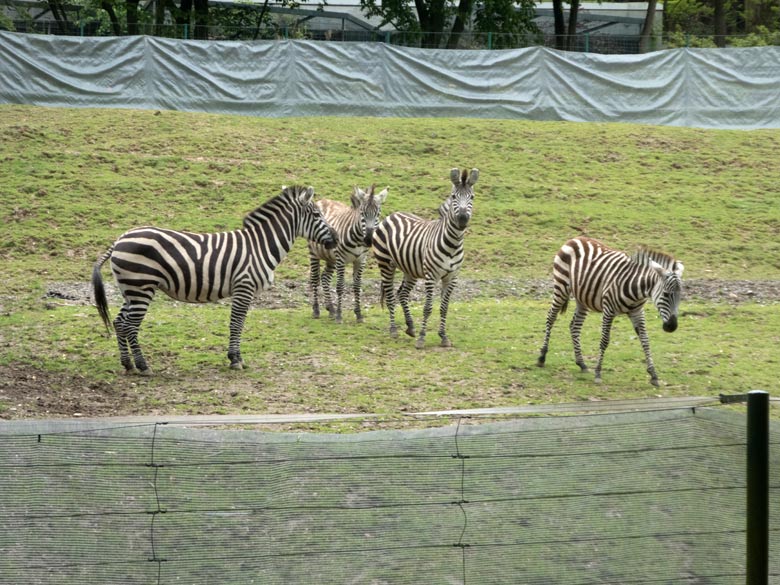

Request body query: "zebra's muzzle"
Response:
[662, 316, 678, 333]
[363, 228, 374, 248]
[455, 213, 471, 229]
[324, 227, 339, 250]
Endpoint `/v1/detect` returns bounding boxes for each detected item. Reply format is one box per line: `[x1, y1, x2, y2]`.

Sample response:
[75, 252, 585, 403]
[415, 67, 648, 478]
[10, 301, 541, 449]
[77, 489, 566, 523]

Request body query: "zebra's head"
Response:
[351, 184, 389, 247]
[651, 259, 684, 333]
[446, 168, 479, 230]
[288, 186, 338, 250]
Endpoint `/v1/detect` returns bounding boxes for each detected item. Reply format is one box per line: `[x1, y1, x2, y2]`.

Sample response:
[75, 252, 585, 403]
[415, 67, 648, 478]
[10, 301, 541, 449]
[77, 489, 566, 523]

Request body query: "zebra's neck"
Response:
[241, 195, 298, 268]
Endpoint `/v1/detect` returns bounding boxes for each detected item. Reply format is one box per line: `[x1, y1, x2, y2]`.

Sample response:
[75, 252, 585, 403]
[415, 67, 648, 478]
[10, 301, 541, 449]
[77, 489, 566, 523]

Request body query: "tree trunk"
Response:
[639, 0, 657, 53]
[101, 0, 122, 36]
[193, 0, 209, 40]
[566, 0, 579, 50]
[46, 0, 71, 34]
[446, 0, 474, 49]
[126, 0, 140, 36]
[416, 0, 446, 47]
[713, 0, 727, 47]
[552, 0, 566, 50]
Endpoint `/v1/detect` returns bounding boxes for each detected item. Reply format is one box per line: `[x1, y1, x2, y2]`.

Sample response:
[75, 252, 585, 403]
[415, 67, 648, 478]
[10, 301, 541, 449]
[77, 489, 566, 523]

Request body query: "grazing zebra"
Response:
[92, 185, 338, 374]
[536, 236, 684, 386]
[372, 168, 478, 349]
[308, 185, 389, 323]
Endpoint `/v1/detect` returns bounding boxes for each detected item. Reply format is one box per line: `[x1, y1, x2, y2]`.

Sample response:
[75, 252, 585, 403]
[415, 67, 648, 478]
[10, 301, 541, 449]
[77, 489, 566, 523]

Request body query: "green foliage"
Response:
[473, 0, 540, 47]
[727, 25, 780, 46]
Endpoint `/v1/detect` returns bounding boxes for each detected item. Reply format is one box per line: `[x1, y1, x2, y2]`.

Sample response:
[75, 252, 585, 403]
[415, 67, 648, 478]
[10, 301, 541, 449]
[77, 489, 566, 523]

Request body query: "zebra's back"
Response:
[373, 212, 446, 280]
[111, 226, 252, 303]
[555, 237, 650, 314]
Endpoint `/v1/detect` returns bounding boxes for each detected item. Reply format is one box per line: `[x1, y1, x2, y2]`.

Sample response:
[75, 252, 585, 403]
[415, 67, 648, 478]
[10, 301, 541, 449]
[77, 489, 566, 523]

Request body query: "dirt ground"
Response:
[1, 278, 778, 420]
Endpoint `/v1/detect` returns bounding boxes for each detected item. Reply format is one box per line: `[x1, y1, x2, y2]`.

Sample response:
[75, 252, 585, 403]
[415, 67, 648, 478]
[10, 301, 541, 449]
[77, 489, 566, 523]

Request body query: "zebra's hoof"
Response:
[389, 328, 399, 339]
[230, 362, 245, 371]
[577, 363, 589, 373]
[415, 338, 426, 350]
[312, 311, 320, 319]
[405, 327, 416, 338]
[440, 338, 452, 348]
[536, 358, 545, 368]
[122, 367, 138, 376]
[355, 315, 364, 324]
[649, 377, 660, 387]
[138, 368, 153, 377]
[594, 376, 602, 384]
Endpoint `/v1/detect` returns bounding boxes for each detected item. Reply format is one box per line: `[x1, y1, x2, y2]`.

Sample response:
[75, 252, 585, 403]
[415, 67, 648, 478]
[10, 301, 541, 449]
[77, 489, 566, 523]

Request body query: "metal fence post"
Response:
[746, 390, 769, 585]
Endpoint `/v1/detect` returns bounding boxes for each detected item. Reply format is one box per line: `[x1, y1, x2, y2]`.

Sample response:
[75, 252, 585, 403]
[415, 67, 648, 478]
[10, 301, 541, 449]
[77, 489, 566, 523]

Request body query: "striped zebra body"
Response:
[92, 186, 337, 374]
[537, 236, 684, 386]
[308, 185, 388, 323]
[372, 168, 478, 349]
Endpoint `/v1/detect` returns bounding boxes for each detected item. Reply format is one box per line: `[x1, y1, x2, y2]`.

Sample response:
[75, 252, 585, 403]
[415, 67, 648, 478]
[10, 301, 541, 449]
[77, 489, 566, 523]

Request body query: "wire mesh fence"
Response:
[8, 19, 780, 53]
[1, 407, 778, 584]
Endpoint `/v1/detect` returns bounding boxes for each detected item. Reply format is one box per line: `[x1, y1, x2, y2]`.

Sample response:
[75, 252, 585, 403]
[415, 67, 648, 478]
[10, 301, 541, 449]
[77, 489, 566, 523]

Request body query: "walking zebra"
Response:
[536, 236, 684, 386]
[372, 168, 478, 349]
[92, 185, 337, 374]
[308, 185, 389, 323]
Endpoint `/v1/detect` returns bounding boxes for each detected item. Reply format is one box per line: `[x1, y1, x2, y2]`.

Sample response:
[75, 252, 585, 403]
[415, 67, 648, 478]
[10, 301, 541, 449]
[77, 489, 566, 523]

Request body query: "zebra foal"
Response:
[537, 236, 684, 386]
[372, 168, 478, 349]
[308, 185, 388, 323]
[92, 185, 337, 374]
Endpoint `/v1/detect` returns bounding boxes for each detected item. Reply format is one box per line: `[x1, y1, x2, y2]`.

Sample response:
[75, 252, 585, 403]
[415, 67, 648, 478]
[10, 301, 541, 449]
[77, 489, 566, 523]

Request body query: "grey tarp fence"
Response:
[1, 30, 780, 129]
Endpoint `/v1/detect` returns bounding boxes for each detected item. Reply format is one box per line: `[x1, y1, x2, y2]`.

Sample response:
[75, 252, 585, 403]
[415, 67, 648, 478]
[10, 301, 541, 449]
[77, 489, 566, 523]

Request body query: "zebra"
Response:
[372, 168, 478, 349]
[536, 236, 684, 386]
[308, 185, 389, 323]
[91, 185, 338, 374]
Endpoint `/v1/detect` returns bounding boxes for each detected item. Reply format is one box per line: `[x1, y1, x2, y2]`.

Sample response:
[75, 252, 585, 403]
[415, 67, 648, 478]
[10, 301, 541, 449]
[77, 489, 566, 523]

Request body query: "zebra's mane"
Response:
[242, 185, 309, 228]
[632, 246, 676, 271]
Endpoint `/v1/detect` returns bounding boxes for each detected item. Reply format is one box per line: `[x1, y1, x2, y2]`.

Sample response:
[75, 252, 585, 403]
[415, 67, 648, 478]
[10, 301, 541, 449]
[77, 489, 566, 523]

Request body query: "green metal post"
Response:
[584, 32, 589, 53]
[183, 24, 188, 40]
[746, 390, 769, 585]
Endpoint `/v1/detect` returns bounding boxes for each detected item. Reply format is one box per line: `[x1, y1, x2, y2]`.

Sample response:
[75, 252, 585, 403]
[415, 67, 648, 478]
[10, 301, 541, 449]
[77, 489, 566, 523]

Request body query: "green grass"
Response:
[1, 105, 779, 419]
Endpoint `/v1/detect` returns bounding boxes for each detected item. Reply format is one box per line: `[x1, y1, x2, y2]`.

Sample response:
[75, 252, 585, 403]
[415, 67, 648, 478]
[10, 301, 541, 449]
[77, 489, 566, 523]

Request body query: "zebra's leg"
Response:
[113, 303, 136, 374]
[537, 296, 567, 367]
[378, 263, 399, 338]
[116, 292, 154, 375]
[593, 310, 616, 384]
[569, 303, 590, 373]
[352, 255, 366, 323]
[309, 255, 321, 319]
[415, 278, 437, 350]
[437, 274, 458, 348]
[397, 276, 417, 338]
[629, 307, 659, 386]
[334, 256, 347, 324]
[321, 262, 336, 318]
[227, 286, 255, 370]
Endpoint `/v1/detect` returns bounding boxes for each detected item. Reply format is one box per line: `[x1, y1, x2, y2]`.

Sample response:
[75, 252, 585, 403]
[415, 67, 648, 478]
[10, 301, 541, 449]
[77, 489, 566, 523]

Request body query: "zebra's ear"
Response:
[649, 260, 666, 278]
[299, 186, 315, 204]
[375, 187, 389, 205]
[450, 168, 461, 185]
[351, 186, 364, 208]
[674, 261, 685, 277]
[467, 168, 479, 186]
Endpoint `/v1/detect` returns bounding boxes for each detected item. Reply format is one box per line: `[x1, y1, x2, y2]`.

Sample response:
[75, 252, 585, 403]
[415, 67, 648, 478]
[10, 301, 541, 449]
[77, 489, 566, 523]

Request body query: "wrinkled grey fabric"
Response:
[2, 31, 779, 129]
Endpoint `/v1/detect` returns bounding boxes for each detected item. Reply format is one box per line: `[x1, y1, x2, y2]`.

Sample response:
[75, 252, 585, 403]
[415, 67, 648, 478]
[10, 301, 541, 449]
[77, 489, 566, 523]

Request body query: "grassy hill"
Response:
[1, 105, 779, 421]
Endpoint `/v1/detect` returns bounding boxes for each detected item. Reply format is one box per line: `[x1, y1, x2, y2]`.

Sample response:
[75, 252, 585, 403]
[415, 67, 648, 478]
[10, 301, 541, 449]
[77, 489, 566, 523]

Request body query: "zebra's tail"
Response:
[92, 247, 114, 332]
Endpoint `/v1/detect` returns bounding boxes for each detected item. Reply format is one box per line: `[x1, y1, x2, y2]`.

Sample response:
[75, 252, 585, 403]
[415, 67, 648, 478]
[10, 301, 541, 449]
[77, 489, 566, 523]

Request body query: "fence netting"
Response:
[1, 407, 778, 584]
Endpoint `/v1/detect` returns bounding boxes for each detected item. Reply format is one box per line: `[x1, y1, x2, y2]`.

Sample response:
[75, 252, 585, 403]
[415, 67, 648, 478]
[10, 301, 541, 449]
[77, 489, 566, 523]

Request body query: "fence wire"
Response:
[1, 407, 778, 584]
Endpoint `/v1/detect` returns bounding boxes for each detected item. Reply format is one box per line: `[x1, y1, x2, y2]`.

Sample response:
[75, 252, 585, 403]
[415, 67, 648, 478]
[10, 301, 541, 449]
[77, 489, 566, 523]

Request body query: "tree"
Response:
[639, 0, 659, 52]
[473, 0, 539, 47]
[360, 0, 538, 48]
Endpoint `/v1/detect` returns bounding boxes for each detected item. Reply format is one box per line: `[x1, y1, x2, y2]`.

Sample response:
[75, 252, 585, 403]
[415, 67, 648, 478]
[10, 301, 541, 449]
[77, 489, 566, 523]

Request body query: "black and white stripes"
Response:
[308, 185, 388, 323]
[537, 236, 684, 386]
[372, 168, 478, 349]
[92, 185, 337, 374]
